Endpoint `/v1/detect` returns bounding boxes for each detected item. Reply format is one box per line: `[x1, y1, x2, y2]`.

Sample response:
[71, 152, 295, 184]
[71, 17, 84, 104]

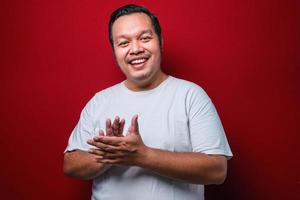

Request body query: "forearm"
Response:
[63, 150, 109, 180]
[88, 116, 228, 185]
[137, 147, 227, 185]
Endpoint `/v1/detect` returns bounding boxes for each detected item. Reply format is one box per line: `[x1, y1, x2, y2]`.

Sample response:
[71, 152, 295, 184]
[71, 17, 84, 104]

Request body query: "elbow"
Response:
[63, 151, 96, 180]
[63, 152, 81, 178]
[206, 155, 228, 185]
[63, 163, 72, 177]
[63, 153, 73, 177]
[212, 168, 227, 185]
[193, 168, 227, 185]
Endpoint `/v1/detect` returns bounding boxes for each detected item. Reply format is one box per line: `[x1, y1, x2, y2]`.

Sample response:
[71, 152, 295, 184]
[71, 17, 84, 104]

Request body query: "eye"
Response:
[118, 41, 129, 47]
[140, 36, 152, 42]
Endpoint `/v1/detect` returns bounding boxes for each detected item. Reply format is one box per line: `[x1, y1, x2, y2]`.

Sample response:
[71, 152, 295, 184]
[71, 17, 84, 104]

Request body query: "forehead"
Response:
[112, 13, 154, 38]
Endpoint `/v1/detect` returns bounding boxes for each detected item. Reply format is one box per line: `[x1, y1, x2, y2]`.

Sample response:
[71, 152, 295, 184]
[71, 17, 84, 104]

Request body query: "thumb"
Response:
[128, 114, 139, 134]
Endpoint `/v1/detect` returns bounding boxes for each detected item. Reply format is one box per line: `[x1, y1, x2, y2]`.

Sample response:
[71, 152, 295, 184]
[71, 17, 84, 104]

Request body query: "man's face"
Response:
[112, 13, 162, 85]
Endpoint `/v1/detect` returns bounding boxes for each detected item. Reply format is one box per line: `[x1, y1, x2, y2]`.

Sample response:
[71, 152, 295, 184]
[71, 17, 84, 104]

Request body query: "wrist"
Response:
[135, 145, 152, 167]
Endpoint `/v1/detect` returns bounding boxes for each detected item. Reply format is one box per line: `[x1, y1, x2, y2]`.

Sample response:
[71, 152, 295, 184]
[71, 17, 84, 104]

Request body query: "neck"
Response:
[125, 72, 168, 91]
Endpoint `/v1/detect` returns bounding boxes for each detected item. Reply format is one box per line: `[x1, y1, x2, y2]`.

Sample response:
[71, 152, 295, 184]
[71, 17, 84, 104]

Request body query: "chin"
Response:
[130, 70, 151, 81]
[130, 76, 149, 83]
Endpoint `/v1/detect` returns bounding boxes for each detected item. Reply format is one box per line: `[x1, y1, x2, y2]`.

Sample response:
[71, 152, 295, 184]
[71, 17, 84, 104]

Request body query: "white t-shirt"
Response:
[65, 76, 233, 200]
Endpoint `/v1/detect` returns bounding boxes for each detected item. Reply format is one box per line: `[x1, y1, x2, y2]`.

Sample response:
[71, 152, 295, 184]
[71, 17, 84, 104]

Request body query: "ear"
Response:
[160, 34, 164, 51]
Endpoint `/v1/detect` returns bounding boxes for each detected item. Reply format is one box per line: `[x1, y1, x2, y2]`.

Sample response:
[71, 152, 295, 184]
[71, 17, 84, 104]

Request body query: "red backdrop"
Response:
[1, 0, 299, 199]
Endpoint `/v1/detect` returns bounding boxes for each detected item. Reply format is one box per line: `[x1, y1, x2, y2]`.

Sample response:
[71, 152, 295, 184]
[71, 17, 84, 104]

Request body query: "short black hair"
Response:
[108, 4, 162, 48]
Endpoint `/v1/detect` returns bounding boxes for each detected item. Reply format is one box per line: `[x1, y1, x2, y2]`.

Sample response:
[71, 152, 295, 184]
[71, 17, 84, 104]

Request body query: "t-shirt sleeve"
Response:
[64, 94, 100, 153]
[187, 85, 233, 158]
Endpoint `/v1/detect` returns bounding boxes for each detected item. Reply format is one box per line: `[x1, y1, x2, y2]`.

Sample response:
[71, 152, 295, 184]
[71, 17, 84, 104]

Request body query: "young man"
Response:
[64, 4, 232, 200]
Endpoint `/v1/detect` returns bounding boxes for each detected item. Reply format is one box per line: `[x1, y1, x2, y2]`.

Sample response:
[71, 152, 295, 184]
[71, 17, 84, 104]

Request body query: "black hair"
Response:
[108, 4, 162, 48]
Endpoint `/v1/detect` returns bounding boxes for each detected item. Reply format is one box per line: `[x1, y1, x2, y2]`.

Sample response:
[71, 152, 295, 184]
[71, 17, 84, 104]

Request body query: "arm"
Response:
[63, 150, 108, 180]
[64, 116, 125, 180]
[88, 115, 228, 185]
[138, 148, 227, 185]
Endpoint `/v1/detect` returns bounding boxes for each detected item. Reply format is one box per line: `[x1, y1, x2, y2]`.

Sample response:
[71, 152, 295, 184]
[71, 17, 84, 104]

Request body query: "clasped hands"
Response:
[87, 115, 146, 166]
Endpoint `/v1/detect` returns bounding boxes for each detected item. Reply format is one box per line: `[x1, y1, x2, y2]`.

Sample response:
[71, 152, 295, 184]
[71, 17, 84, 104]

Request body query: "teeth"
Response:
[131, 59, 146, 64]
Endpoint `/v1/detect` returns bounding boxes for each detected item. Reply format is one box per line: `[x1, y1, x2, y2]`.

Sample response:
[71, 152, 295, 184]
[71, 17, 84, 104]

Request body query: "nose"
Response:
[129, 40, 144, 55]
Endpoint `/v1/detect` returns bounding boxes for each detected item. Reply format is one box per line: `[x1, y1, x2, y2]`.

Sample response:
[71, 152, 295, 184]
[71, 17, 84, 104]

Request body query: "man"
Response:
[64, 4, 232, 200]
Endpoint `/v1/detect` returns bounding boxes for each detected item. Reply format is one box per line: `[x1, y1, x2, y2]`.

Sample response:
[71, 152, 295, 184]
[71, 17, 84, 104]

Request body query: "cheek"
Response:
[151, 48, 162, 63]
[114, 51, 126, 64]
[147, 43, 161, 56]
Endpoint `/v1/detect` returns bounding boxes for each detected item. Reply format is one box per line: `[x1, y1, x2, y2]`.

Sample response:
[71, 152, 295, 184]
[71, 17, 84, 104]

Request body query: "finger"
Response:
[102, 151, 128, 159]
[102, 144, 122, 152]
[106, 118, 113, 136]
[99, 129, 105, 136]
[91, 137, 125, 151]
[112, 116, 120, 136]
[88, 139, 114, 150]
[134, 115, 139, 133]
[88, 148, 105, 156]
[129, 114, 139, 134]
[118, 119, 125, 136]
[98, 158, 124, 165]
[127, 115, 135, 134]
[99, 136, 122, 145]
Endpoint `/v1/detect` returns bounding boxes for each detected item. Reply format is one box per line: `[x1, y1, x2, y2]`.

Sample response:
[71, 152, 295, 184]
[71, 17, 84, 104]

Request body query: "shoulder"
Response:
[169, 76, 209, 100]
[93, 82, 123, 100]
[84, 82, 123, 111]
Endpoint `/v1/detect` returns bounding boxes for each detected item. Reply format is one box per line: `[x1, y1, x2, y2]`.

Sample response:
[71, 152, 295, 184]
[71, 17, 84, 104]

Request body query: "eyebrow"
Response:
[115, 29, 153, 40]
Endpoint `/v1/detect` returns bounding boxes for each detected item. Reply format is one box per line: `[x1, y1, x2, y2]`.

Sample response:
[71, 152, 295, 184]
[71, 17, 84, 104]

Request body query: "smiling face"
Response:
[112, 12, 165, 91]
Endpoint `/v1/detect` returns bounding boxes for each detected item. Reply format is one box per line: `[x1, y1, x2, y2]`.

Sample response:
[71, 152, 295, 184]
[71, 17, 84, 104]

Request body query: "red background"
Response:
[1, 0, 299, 199]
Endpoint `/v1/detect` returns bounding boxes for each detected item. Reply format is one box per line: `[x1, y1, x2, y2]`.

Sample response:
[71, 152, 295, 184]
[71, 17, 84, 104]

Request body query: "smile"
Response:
[130, 59, 147, 64]
[128, 57, 149, 65]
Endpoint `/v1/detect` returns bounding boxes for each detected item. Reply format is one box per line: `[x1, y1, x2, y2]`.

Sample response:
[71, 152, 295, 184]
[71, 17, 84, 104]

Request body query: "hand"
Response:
[88, 115, 147, 166]
[86, 116, 124, 163]
[105, 116, 125, 137]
